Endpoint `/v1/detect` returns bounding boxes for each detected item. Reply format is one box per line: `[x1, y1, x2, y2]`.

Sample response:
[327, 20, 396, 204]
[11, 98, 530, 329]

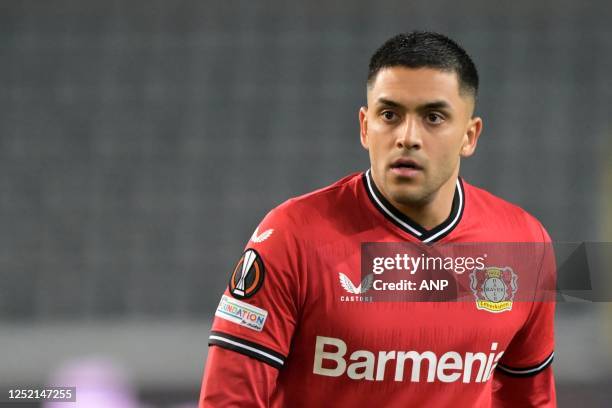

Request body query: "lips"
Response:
[389, 157, 424, 178]
[390, 157, 423, 171]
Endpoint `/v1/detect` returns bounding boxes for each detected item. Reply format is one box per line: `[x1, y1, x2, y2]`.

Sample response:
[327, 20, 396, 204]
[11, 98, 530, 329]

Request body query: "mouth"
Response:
[389, 158, 424, 177]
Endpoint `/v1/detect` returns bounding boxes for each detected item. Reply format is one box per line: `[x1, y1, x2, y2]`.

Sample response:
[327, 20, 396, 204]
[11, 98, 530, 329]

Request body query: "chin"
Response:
[389, 186, 429, 207]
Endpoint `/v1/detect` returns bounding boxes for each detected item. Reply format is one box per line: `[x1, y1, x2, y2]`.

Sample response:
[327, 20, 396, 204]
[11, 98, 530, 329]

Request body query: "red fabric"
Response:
[200, 172, 556, 407]
[200, 346, 278, 408]
[492, 367, 556, 407]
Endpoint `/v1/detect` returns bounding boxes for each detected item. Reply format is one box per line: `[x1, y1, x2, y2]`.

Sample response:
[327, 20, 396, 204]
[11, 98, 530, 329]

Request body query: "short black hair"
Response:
[367, 31, 479, 99]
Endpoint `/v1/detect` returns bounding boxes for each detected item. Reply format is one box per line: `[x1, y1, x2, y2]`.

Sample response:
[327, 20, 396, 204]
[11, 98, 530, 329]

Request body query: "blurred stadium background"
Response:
[1, 0, 611, 406]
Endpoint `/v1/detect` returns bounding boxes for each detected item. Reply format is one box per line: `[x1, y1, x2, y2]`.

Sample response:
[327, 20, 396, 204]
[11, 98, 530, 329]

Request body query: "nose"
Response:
[396, 116, 422, 150]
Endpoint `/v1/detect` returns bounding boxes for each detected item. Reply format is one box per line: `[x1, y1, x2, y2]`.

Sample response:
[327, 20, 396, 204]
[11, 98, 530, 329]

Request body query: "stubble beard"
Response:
[388, 180, 437, 209]
[385, 166, 455, 211]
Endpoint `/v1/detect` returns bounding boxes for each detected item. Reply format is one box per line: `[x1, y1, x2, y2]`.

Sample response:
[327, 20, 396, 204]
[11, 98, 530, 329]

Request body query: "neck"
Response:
[392, 177, 457, 230]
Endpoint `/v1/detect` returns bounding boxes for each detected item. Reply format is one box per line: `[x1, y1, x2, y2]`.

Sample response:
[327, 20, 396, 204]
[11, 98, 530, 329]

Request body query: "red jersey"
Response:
[200, 171, 556, 407]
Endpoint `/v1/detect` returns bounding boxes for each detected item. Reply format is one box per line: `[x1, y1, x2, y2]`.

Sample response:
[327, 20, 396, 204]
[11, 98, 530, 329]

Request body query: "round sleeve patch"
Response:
[229, 249, 265, 299]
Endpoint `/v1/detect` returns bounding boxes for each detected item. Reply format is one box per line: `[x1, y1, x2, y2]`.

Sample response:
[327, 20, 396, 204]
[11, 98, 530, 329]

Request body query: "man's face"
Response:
[359, 66, 482, 209]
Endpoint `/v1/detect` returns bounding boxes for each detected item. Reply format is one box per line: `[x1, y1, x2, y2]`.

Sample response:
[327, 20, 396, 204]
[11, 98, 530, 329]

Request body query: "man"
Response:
[200, 31, 556, 407]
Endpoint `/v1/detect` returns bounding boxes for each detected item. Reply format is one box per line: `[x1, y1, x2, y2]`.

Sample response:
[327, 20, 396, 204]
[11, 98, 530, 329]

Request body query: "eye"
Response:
[426, 112, 445, 124]
[381, 110, 397, 121]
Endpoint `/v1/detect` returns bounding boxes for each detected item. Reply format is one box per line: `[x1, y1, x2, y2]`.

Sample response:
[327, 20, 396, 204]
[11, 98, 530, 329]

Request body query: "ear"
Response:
[460, 116, 483, 157]
[359, 106, 369, 150]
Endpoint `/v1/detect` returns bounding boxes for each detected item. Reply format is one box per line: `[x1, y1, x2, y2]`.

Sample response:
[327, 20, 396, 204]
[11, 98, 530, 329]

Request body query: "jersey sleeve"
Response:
[492, 225, 557, 406]
[200, 345, 279, 407]
[206, 205, 301, 370]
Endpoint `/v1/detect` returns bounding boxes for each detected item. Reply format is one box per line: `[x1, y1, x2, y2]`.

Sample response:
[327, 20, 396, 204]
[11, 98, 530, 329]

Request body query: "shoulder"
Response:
[462, 179, 551, 243]
[246, 172, 363, 266]
[265, 172, 362, 226]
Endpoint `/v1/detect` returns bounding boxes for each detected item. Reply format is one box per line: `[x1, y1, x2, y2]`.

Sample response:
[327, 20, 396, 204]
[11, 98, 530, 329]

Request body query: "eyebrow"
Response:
[376, 97, 452, 111]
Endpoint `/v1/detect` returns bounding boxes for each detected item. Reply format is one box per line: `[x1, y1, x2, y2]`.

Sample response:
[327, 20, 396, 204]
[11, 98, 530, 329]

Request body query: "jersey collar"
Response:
[363, 169, 465, 243]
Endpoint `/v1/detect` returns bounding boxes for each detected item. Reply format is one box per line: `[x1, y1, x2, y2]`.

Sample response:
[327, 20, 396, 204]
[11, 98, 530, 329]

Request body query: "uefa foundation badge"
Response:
[469, 267, 517, 313]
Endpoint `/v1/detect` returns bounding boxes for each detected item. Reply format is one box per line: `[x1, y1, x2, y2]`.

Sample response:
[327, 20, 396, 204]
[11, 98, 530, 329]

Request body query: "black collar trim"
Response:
[363, 169, 464, 243]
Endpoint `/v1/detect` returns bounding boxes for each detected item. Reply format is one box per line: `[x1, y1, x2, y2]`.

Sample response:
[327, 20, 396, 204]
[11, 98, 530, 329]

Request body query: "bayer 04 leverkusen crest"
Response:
[469, 267, 517, 313]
